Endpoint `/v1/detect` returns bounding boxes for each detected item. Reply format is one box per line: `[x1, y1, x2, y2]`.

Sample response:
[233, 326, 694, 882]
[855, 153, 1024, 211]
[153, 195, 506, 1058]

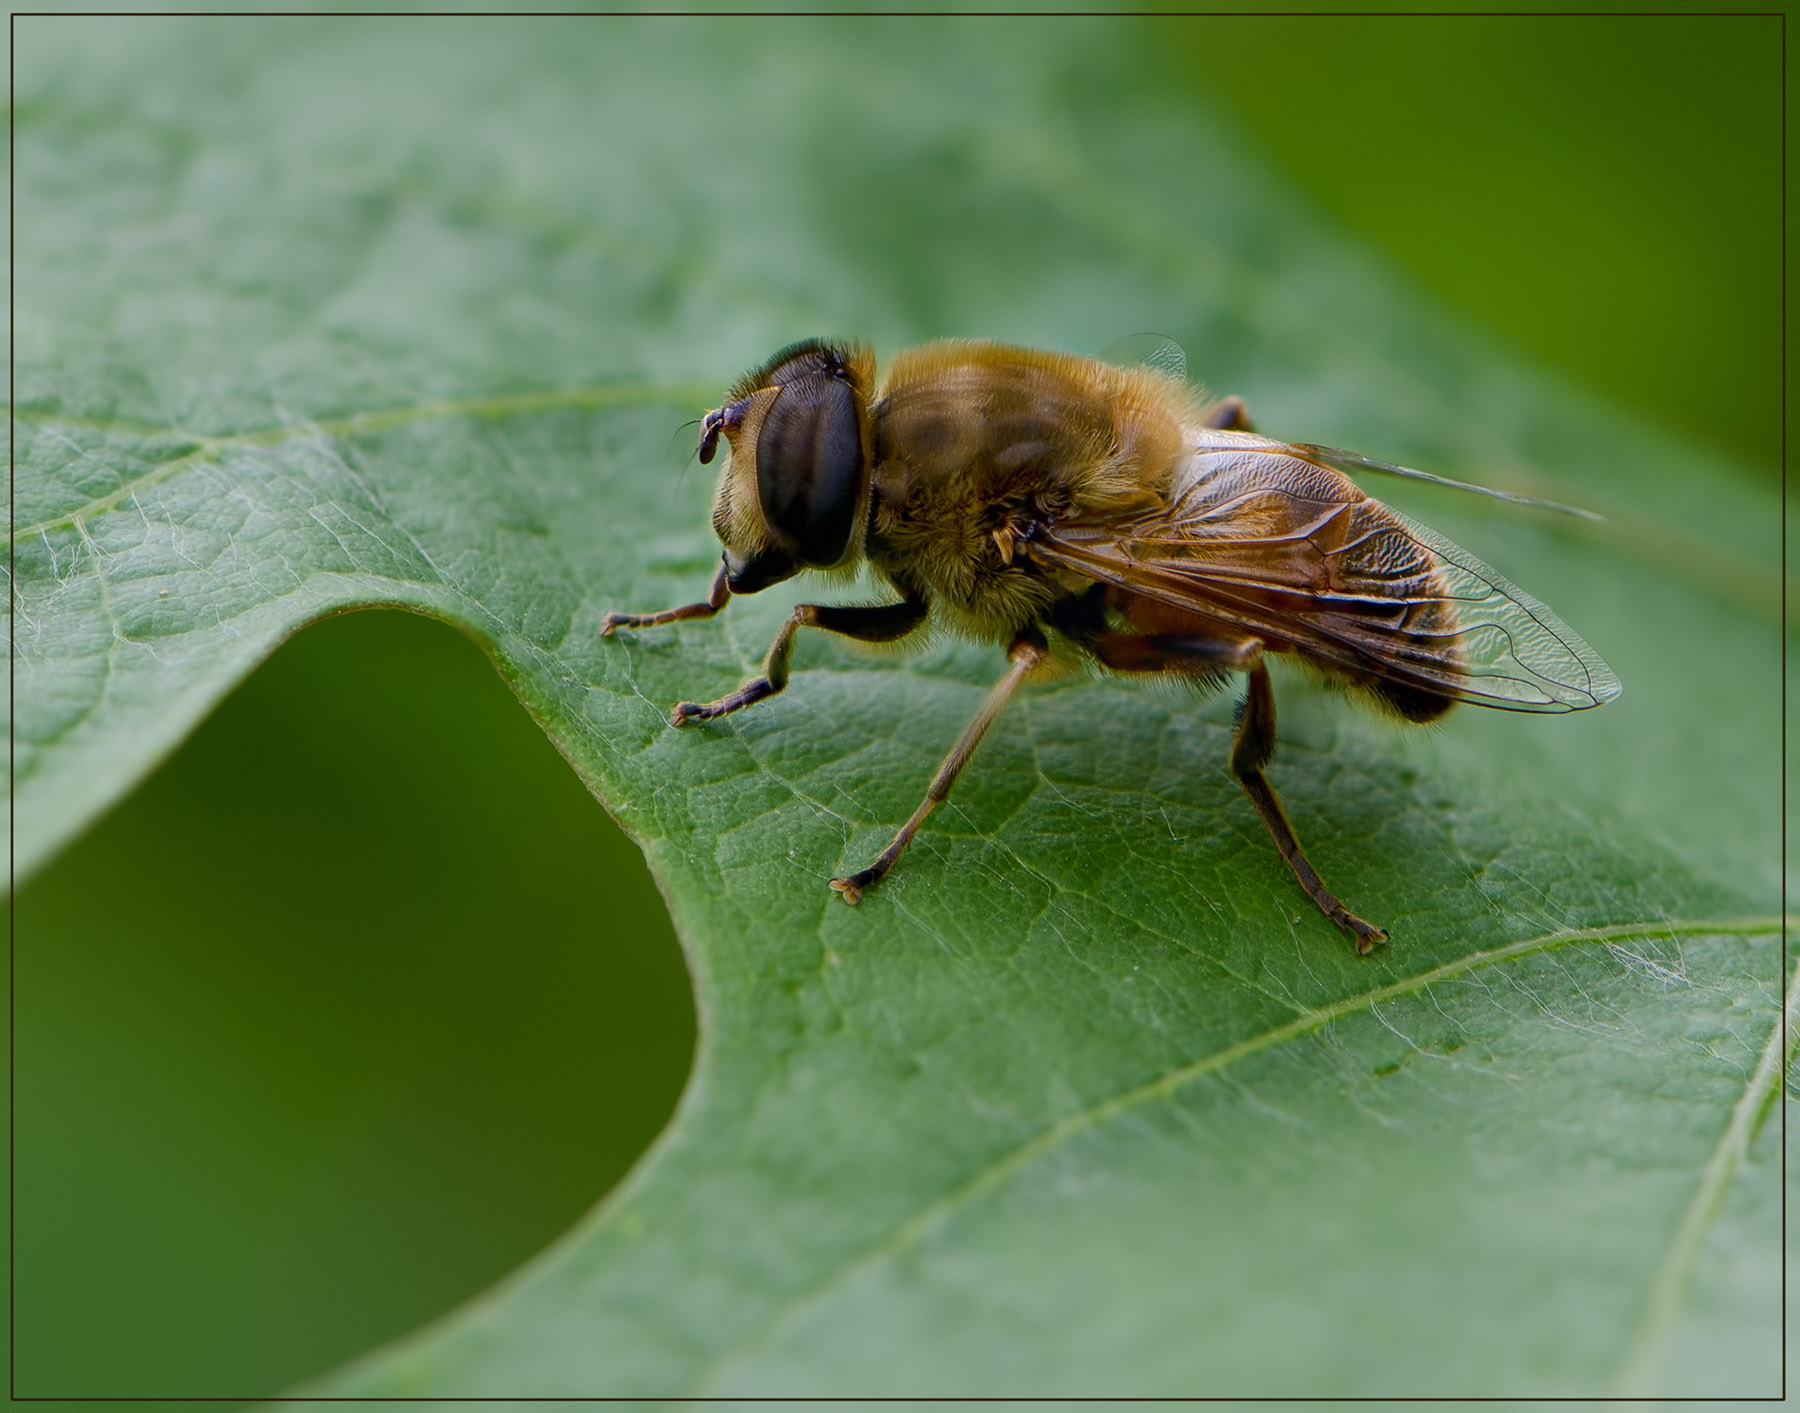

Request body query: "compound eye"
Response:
[755, 372, 864, 569]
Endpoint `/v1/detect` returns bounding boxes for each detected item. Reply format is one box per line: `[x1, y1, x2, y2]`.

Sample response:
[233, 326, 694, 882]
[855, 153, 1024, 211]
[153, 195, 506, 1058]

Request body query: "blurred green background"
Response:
[14, 11, 1779, 1400]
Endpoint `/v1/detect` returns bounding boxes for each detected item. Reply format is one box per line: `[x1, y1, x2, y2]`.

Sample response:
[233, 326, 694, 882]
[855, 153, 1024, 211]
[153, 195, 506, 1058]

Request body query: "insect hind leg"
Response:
[1062, 620, 1383, 950]
[1048, 591, 1246, 681]
[1083, 630, 1248, 679]
[1231, 653, 1388, 954]
[1201, 395, 1255, 432]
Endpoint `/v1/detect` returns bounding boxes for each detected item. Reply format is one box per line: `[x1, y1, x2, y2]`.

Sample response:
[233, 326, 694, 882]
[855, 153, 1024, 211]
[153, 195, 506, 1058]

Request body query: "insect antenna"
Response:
[666, 417, 703, 455]
[668, 418, 705, 506]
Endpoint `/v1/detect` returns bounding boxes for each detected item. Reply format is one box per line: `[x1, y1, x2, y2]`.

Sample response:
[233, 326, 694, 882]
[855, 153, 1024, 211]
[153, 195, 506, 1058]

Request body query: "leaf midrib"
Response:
[7, 379, 714, 543]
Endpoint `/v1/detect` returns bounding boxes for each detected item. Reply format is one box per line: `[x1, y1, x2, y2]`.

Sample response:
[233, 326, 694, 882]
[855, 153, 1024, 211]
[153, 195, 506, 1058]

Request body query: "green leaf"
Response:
[12, 15, 1785, 1399]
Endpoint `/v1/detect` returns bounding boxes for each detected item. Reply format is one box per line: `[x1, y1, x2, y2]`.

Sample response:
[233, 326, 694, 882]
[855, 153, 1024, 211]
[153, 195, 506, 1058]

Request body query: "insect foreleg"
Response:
[830, 628, 1048, 905]
[601, 560, 732, 634]
[670, 596, 927, 727]
[1230, 652, 1388, 954]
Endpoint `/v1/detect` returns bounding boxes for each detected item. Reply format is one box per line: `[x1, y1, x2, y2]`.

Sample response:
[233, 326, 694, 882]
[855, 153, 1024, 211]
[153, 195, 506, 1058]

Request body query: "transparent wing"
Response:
[1098, 333, 1188, 383]
[1294, 442, 1603, 523]
[1036, 438, 1621, 713]
[1092, 360, 1602, 523]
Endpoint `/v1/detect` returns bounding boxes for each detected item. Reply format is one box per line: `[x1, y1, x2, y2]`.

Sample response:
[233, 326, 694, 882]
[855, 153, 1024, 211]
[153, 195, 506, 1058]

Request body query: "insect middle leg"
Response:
[1081, 627, 1386, 953]
[830, 629, 1049, 905]
[669, 595, 927, 727]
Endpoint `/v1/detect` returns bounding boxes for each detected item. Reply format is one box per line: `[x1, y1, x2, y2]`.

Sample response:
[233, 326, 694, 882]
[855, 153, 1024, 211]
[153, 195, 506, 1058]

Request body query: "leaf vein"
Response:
[1610, 932, 1796, 1397]
[687, 915, 1787, 1395]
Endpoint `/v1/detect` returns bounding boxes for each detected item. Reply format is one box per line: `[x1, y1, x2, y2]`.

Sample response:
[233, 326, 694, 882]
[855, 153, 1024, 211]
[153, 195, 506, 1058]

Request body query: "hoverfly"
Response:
[603, 338, 1620, 952]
